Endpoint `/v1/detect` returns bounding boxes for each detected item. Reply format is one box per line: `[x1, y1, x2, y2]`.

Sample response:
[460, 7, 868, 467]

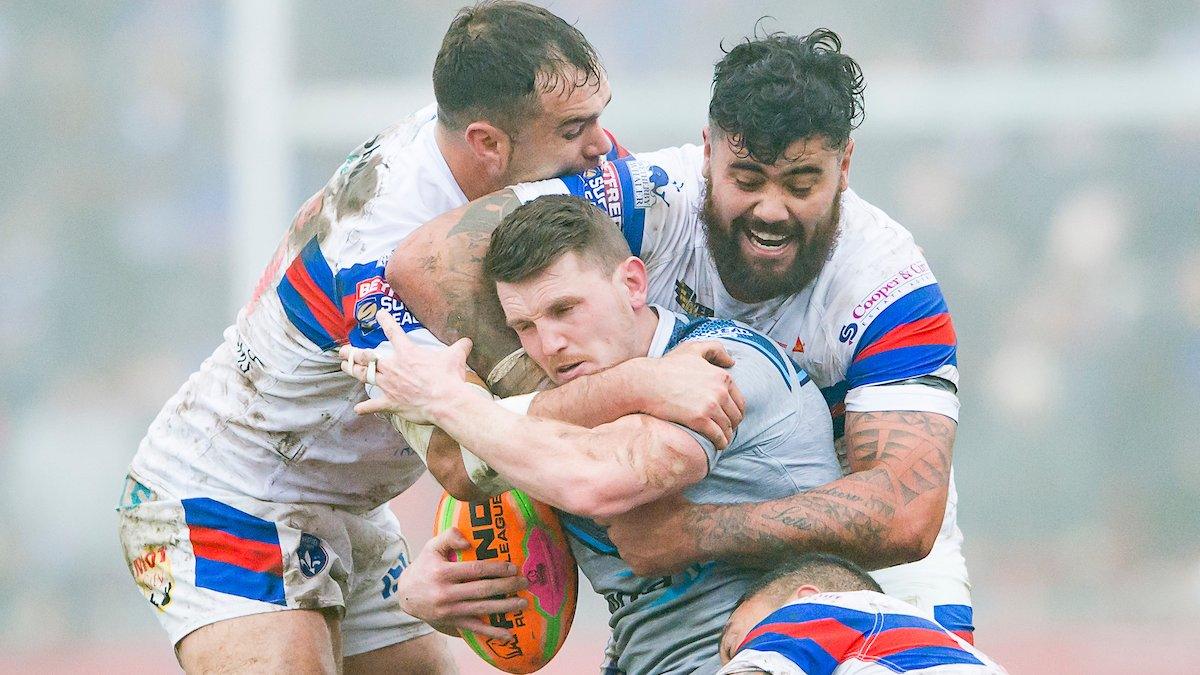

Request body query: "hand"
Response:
[602, 492, 709, 577]
[339, 310, 474, 424]
[633, 340, 746, 449]
[394, 528, 529, 641]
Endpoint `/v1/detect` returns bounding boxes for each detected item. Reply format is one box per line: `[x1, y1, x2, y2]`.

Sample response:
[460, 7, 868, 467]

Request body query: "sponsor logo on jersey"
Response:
[674, 280, 714, 317]
[296, 533, 328, 578]
[839, 323, 859, 344]
[131, 545, 173, 612]
[380, 549, 410, 599]
[353, 286, 423, 333]
[792, 337, 806, 353]
[627, 161, 677, 208]
[577, 162, 625, 225]
[850, 261, 934, 323]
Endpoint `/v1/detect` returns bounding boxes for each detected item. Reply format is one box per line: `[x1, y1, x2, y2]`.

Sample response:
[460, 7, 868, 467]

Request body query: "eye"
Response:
[563, 125, 585, 141]
[787, 184, 813, 197]
[734, 177, 763, 191]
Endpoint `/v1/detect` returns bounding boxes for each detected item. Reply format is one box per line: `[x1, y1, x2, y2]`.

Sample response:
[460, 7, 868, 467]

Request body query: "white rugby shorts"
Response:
[116, 472, 430, 656]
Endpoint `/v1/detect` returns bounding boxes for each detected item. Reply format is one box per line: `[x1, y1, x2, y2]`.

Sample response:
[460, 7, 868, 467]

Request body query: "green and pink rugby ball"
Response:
[434, 489, 578, 673]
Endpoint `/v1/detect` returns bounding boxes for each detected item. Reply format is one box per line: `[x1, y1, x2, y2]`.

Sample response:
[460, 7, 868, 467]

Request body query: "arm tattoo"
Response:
[425, 191, 524, 377]
[685, 410, 956, 570]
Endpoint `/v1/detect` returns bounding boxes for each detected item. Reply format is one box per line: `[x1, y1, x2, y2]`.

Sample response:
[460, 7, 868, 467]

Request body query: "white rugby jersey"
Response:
[133, 105, 468, 511]
[719, 591, 1006, 674]
[511, 146, 972, 626]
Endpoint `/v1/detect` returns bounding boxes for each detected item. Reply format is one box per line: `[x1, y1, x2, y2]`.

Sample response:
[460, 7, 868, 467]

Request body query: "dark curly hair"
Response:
[709, 27, 865, 163]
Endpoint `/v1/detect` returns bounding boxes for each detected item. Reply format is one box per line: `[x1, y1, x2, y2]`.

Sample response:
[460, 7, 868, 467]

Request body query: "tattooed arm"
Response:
[387, 190, 534, 392]
[386, 190, 745, 446]
[604, 410, 956, 575]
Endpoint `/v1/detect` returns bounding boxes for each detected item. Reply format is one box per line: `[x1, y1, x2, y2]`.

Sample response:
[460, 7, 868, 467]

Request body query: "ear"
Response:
[702, 126, 712, 180]
[838, 138, 855, 192]
[464, 121, 512, 176]
[790, 584, 822, 601]
[616, 256, 649, 309]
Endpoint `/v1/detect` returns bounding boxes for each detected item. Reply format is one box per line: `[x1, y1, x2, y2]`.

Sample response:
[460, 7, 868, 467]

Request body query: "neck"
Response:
[632, 304, 661, 356]
[435, 123, 500, 201]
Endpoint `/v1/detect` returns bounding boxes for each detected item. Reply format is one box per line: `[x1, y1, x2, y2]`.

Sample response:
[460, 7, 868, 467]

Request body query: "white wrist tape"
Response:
[391, 417, 434, 464]
[460, 381, 512, 494]
[495, 392, 536, 416]
[486, 348, 528, 388]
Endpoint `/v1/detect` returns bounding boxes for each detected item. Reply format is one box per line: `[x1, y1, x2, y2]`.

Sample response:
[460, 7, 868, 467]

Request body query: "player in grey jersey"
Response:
[343, 195, 840, 673]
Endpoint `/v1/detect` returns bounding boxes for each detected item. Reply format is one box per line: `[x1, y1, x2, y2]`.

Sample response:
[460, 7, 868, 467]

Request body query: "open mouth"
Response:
[742, 226, 797, 256]
[555, 361, 586, 380]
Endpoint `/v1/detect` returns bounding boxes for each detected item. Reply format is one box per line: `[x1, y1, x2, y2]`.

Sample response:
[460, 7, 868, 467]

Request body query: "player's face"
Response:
[719, 593, 777, 664]
[497, 252, 644, 385]
[504, 71, 613, 185]
[701, 131, 853, 303]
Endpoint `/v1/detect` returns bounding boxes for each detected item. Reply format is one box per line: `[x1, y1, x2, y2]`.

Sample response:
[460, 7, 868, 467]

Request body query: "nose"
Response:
[538, 325, 569, 357]
[584, 126, 613, 162]
[751, 188, 790, 224]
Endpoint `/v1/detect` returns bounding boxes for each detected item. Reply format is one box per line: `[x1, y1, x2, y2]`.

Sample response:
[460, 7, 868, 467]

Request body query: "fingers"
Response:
[375, 309, 408, 344]
[701, 342, 736, 368]
[719, 385, 744, 433]
[696, 414, 731, 451]
[354, 398, 394, 416]
[442, 559, 522, 582]
[730, 379, 747, 417]
[449, 337, 473, 363]
[447, 575, 529, 602]
[429, 527, 471, 560]
[453, 618, 517, 642]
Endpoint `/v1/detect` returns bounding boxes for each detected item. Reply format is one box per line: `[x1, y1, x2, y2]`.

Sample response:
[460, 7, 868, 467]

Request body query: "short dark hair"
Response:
[709, 27, 865, 162]
[483, 195, 631, 283]
[433, 1, 604, 134]
[740, 553, 882, 608]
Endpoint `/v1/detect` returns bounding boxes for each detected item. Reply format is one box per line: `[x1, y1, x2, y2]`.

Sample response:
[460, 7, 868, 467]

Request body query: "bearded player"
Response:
[383, 27, 975, 648]
[111, 4, 750, 671]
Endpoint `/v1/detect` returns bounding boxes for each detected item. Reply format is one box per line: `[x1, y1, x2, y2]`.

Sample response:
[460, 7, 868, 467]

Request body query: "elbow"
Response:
[884, 504, 943, 565]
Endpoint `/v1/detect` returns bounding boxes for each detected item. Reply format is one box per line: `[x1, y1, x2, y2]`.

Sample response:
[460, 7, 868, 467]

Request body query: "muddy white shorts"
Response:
[116, 472, 431, 656]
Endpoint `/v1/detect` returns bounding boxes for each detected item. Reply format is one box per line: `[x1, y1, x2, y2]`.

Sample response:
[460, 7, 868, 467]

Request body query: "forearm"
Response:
[527, 358, 650, 428]
[425, 428, 491, 502]
[679, 410, 955, 571]
[433, 391, 702, 518]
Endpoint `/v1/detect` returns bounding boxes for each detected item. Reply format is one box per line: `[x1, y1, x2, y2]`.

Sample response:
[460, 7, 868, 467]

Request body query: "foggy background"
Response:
[1, 1, 1198, 672]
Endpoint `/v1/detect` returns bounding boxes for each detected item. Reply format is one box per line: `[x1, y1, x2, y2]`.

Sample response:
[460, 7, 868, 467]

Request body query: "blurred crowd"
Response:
[1, 1, 1197, 670]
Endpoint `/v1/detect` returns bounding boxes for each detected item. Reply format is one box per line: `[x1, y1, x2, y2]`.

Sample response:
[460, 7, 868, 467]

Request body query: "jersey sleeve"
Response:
[510, 145, 705, 266]
[671, 324, 807, 471]
[833, 257, 961, 421]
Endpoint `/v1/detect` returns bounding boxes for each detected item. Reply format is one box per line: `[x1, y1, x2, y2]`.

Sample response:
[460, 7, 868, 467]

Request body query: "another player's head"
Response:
[434, 1, 613, 188]
[719, 553, 882, 663]
[484, 195, 653, 385]
[701, 27, 865, 303]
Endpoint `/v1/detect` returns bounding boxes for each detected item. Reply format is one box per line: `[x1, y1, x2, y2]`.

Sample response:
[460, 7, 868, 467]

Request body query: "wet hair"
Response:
[709, 26, 865, 162]
[433, 1, 604, 134]
[484, 194, 631, 283]
[739, 553, 882, 608]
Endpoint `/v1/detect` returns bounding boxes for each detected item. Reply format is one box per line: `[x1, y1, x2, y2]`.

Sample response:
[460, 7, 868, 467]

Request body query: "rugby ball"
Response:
[434, 489, 578, 673]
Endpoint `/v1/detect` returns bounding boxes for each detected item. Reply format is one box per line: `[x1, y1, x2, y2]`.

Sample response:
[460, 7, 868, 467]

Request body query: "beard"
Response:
[700, 178, 842, 304]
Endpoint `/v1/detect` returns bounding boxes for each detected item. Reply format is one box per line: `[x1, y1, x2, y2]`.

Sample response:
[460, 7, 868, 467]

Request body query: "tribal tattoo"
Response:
[683, 410, 956, 571]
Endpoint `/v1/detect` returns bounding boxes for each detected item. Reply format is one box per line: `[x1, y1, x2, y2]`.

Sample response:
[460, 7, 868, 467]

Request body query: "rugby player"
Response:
[718, 554, 1005, 674]
[116, 4, 740, 671]
[344, 194, 842, 673]
[383, 27, 975, 643]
